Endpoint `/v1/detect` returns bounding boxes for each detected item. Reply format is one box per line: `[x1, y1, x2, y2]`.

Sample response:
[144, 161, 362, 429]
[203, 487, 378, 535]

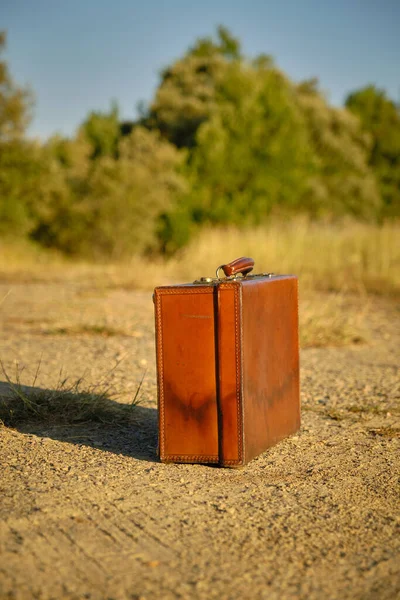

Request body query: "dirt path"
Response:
[0, 281, 399, 600]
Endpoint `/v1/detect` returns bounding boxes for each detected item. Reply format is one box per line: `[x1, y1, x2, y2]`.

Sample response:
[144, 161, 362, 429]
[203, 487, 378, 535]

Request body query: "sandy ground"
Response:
[0, 279, 399, 600]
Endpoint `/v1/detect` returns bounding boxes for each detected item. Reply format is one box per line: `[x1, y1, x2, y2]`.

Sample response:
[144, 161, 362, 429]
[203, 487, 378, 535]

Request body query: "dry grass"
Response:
[0, 239, 66, 276]
[299, 292, 369, 347]
[40, 324, 132, 337]
[368, 427, 400, 438]
[1, 220, 399, 295]
[0, 361, 144, 427]
[158, 220, 400, 295]
[1, 219, 397, 351]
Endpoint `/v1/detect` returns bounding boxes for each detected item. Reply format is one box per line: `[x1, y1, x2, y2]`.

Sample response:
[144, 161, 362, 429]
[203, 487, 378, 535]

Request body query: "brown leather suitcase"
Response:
[153, 257, 300, 467]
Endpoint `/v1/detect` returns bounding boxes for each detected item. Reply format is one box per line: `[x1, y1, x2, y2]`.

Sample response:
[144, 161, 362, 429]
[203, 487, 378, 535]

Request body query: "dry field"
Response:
[1, 220, 399, 295]
[0, 225, 399, 599]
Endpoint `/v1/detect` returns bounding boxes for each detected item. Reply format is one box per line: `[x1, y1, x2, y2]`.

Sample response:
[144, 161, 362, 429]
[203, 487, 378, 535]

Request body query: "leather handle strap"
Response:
[217, 257, 255, 278]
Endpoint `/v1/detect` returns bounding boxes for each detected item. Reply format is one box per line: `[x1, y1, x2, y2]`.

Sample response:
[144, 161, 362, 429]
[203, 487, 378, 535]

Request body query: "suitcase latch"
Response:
[193, 276, 218, 284]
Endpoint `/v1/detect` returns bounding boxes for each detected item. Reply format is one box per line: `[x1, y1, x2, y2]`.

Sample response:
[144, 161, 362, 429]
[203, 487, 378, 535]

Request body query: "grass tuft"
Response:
[41, 324, 131, 337]
[368, 427, 400, 438]
[0, 361, 144, 428]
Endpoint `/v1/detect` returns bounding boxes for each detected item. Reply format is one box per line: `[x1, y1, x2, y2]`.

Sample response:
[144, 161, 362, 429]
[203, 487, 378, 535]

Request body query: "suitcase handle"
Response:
[217, 257, 255, 278]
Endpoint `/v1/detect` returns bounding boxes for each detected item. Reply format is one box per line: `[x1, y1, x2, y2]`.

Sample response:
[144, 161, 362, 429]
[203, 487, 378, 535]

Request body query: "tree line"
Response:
[1, 27, 399, 259]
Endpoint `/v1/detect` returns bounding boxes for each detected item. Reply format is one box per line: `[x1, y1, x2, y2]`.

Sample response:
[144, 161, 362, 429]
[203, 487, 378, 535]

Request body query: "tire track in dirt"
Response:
[0, 500, 176, 600]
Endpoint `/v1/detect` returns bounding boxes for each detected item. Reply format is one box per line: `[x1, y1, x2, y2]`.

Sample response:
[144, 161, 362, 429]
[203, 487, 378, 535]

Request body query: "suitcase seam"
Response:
[233, 283, 243, 464]
[162, 455, 219, 462]
[154, 288, 214, 295]
[218, 282, 244, 467]
[238, 283, 245, 464]
[232, 284, 244, 464]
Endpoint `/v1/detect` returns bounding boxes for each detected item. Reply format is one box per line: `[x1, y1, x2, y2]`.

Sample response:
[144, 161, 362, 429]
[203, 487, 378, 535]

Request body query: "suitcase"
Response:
[153, 257, 300, 467]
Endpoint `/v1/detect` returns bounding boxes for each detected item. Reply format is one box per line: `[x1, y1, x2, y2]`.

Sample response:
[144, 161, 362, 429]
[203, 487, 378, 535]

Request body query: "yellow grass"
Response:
[3, 221, 395, 348]
[159, 220, 400, 295]
[1, 219, 399, 295]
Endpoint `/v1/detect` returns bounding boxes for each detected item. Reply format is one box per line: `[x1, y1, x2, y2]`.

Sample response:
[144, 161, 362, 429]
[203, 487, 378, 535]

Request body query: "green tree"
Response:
[296, 79, 381, 219]
[1, 25, 390, 262]
[80, 103, 120, 159]
[346, 85, 400, 217]
[150, 27, 381, 231]
[0, 31, 38, 236]
[0, 32, 33, 141]
[29, 133, 91, 248]
[188, 25, 241, 60]
[0, 140, 43, 235]
[187, 62, 315, 225]
[34, 127, 188, 258]
[148, 27, 240, 148]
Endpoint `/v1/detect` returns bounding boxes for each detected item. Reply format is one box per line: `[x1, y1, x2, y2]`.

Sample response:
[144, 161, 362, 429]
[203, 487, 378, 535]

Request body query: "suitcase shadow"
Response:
[0, 380, 159, 463]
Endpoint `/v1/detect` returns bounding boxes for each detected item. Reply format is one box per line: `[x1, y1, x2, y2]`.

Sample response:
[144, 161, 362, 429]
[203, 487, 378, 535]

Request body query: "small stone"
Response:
[146, 560, 160, 568]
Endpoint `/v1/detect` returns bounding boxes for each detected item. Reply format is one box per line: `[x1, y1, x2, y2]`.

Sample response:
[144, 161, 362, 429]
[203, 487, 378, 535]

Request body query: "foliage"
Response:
[189, 25, 242, 60]
[150, 30, 383, 247]
[148, 27, 243, 150]
[0, 140, 42, 235]
[296, 79, 381, 219]
[80, 103, 120, 159]
[149, 57, 224, 148]
[186, 63, 314, 226]
[346, 85, 400, 217]
[0, 32, 33, 142]
[0, 27, 398, 260]
[0, 32, 38, 236]
[32, 127, 188, 258]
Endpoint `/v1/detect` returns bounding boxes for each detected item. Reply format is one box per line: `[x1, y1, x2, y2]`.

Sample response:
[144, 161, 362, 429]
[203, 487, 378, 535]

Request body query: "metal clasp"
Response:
[192, 276, 217, 285]
[216, 265, 225, 280]
[194, 272, 275, 284]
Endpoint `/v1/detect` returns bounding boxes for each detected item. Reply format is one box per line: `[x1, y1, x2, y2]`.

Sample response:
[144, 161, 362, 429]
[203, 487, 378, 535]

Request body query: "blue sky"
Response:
[3, 0, 400, 139]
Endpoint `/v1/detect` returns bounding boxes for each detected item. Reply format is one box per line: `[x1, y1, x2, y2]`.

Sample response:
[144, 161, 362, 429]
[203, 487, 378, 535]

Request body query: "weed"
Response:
[347, 404, 383, 415]
[325, 409, 344, 421]
[368, 427, 400, 438]
[42, 324, 130, 337]
[0, 360, 144, 427]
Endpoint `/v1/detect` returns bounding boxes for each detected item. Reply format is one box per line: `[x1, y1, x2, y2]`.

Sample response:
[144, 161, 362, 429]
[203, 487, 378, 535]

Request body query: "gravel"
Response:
[0, 280, 399, 600]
